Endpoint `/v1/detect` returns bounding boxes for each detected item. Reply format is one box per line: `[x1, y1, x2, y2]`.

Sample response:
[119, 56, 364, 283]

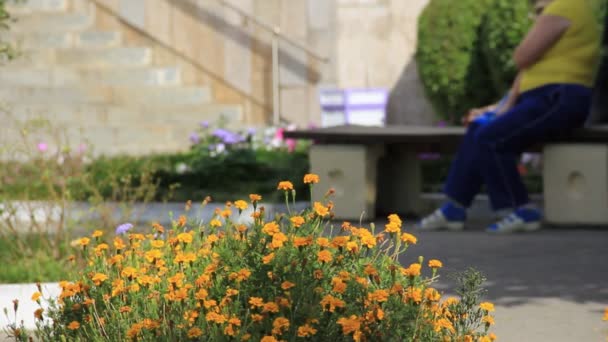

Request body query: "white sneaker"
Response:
[416, 209, 465, 231]
[486, 212, 541, 234]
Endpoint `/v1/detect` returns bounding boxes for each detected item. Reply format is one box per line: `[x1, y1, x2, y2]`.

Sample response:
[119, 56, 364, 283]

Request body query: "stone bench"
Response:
[285, 124, 608, 225]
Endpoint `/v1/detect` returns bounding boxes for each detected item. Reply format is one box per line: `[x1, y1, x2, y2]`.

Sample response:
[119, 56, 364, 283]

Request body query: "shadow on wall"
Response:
[385, 59, 436, 126]
[168, 0, 321, 88]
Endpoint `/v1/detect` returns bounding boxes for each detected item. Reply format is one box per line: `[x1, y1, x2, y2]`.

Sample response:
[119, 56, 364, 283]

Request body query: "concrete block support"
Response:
[543, 144, 608, 225]
[376, 144, 423, 217]
[310, 144, 383, 220]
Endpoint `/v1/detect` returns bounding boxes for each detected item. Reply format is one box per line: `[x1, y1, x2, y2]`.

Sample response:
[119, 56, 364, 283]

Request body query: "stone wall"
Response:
[90, 0, 434, 127]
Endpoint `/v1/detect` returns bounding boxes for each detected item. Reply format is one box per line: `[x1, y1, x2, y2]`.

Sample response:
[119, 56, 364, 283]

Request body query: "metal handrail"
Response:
[216, 0, 329, 63]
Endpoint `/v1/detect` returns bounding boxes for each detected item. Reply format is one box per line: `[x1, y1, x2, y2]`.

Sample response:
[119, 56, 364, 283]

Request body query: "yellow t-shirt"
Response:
[520, 0, 601, 93]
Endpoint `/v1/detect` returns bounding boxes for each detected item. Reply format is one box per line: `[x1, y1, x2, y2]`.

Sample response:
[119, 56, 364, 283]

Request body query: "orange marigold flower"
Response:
[405, 286, 423, 303]
[119, 306, 132, 313]
[290, 216, 305, 227]
[482, 315, 495, 326]
[277, 181, 294, 191]
[331, 277, 347, 294]
[297, 324, 318, 337]
[433, 318, 455, 334]
[234, 200, 248, 211]
[262, 253, 275, 264]
[206, 312, 228, 324]
[249, 297, 264, 308]
[262, 221, 280, 236]
[113, 237, 126, 250]
[424, 288, 441, 302]
[603, 307, 608, 321]
[91, 273, 109, 286]
[92, 230, 103, 238]
[177, 215, 187, 227]
[384, 221, 400, 233]
[488, 333, 498, 341]
[271, 232, 288, 249]
[317, 250, 333, 263]
[346, 241, 359, 253]
[303, 173, 320, 184]
[331, 236, 350, 248]
[480, 302, 495, 312]
[31, 292, 41, 301]
[368, 289, 389, 302]
[78, 237, 90, 247]
[187, 327, 203, 338]
[401, 232, 417, 245]
[67, 321, 80, 330]
[121, 267, 138, 279]
[177, 232, 193, 244]
[281, 281, 296, 290]
[336, 315, 361, 335]
[293, 236, 313, 248]
[428, 259, 443, 268]
[272, 317, 290, 335]
[388, 214, 402, 226]
[401, 263, 421, 277]
[316, 237, 330, 248]
[34, 308, 43, 320]
[262, 302, 280, 313]
[320, 295, 346, 312]
[313, 202, 329, 217]
[145, 249, 163, 263]
[249, 194, 262, 202]
[251, 314, 264, 322]
[261, 336, 278, 342]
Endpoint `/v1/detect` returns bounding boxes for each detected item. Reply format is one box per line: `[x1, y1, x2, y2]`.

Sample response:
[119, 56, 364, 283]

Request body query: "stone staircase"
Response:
[0, 0, 243, 155]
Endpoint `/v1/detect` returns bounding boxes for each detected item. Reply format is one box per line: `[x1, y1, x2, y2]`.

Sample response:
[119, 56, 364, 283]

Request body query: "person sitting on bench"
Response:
[417, 0, 601, 233]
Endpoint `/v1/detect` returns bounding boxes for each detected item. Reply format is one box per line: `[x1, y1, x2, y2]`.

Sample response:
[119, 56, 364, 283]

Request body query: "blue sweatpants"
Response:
[444, 84, 592, 211]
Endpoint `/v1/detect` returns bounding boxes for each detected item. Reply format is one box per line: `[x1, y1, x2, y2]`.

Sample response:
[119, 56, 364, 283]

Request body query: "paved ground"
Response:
[398, 220, 608, 341]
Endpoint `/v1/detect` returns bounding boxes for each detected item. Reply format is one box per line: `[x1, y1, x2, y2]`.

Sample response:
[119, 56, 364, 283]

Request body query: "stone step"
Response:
[11, 12, 93, 32]
[7, 47, 152, 67]
[0, 66, 181, 86]
[2, 30, 122, 49]
[2, 103, 244, 155]
[5, 0, 68, 14]
[0, 85, 212, 106]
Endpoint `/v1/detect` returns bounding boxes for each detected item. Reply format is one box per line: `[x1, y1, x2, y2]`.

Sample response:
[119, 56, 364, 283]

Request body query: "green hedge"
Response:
[417, 0, 532, 122]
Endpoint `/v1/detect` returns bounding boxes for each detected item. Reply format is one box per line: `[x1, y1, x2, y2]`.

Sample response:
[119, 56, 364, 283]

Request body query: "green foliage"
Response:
[480, 0, 533, 93]
[417, 0, 495, 122]
[417, 0, 535, 121]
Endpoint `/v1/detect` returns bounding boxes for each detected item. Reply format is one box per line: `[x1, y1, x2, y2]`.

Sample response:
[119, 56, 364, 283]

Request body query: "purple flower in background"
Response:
[37, 142, 48, 152]
[189, 133, 200, 144]
[115, 223, 133, 235]
[212, 128, 231, 140]
[200, 121, 209, 128]
[223, 133, 245, 145]
[436, 121, 447, 127]
[247, 127, 257, 136]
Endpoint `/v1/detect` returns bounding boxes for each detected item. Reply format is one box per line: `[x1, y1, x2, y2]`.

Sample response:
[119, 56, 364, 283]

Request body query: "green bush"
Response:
[417, 0, 494, 122]
[480, 0, 533, 94]
[417, 0, 532, 121]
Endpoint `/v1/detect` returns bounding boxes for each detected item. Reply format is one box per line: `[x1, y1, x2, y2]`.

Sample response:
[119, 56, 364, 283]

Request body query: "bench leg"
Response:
[543, 144, 608, 225]
[376, 145, 423, 217]
[310, 144, 384, 220]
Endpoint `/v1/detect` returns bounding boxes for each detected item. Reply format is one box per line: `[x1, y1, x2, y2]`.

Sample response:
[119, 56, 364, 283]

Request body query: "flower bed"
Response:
[6, 175, 497, 341]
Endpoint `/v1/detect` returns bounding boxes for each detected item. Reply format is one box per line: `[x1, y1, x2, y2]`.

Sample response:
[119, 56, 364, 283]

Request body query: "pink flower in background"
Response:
[37, 142, 48, 152]
[78, 143, 87, 154]
[286, 139, 296, 153]
[275, 128, 284, 141]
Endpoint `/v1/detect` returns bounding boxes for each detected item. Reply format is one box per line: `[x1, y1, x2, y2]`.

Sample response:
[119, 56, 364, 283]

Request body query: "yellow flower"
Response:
[401, 232, 417, 244]
[388, 214, 402, 226]
[401, 263, 421, 277]
[281, 281, 295, 290]
[262, 302, 280, 313]
[234, 200, 248, 211]
[336, 315, 361, 335]
[210, 219, 223, 228]
[31, 292, 41, 301]
[272, 317, 290, 335]
[428, 259, 443, 268]
[271, 232, 288, 249]
[433, 318, 455, 334]
[262, 253, 275, 264]
[262, 221, 280, 236]
[480, 302, 495, 312]
[187, 327, 203, 338]
[297, 324, 318, 337]
[405, 287, 422, 303]
[603, 308, 608, 321]
[177, 232, 193, 244]
[290, 216, 305, 227]
[92, 230, 103, 238]
[121, 267, 138, 279]
[78, 237, 90, 247]
[277, 181, 294, 190]
[303, 173, 320, 184]
[249, 194, 262, 202]
[360, 234, 377, 249]
[317, 250, 333, 263]
[384, 221, 400, 233]
[67, 321, 80, 330]
[248, 297, 264, 308]
[113, 237, 126, 250]
[482, 315, 495, 325]
[91, 273, 109, 286]
[145, 249, 163, 263]
[174, 252, 197, 264]
[313, 202, 329, 217]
